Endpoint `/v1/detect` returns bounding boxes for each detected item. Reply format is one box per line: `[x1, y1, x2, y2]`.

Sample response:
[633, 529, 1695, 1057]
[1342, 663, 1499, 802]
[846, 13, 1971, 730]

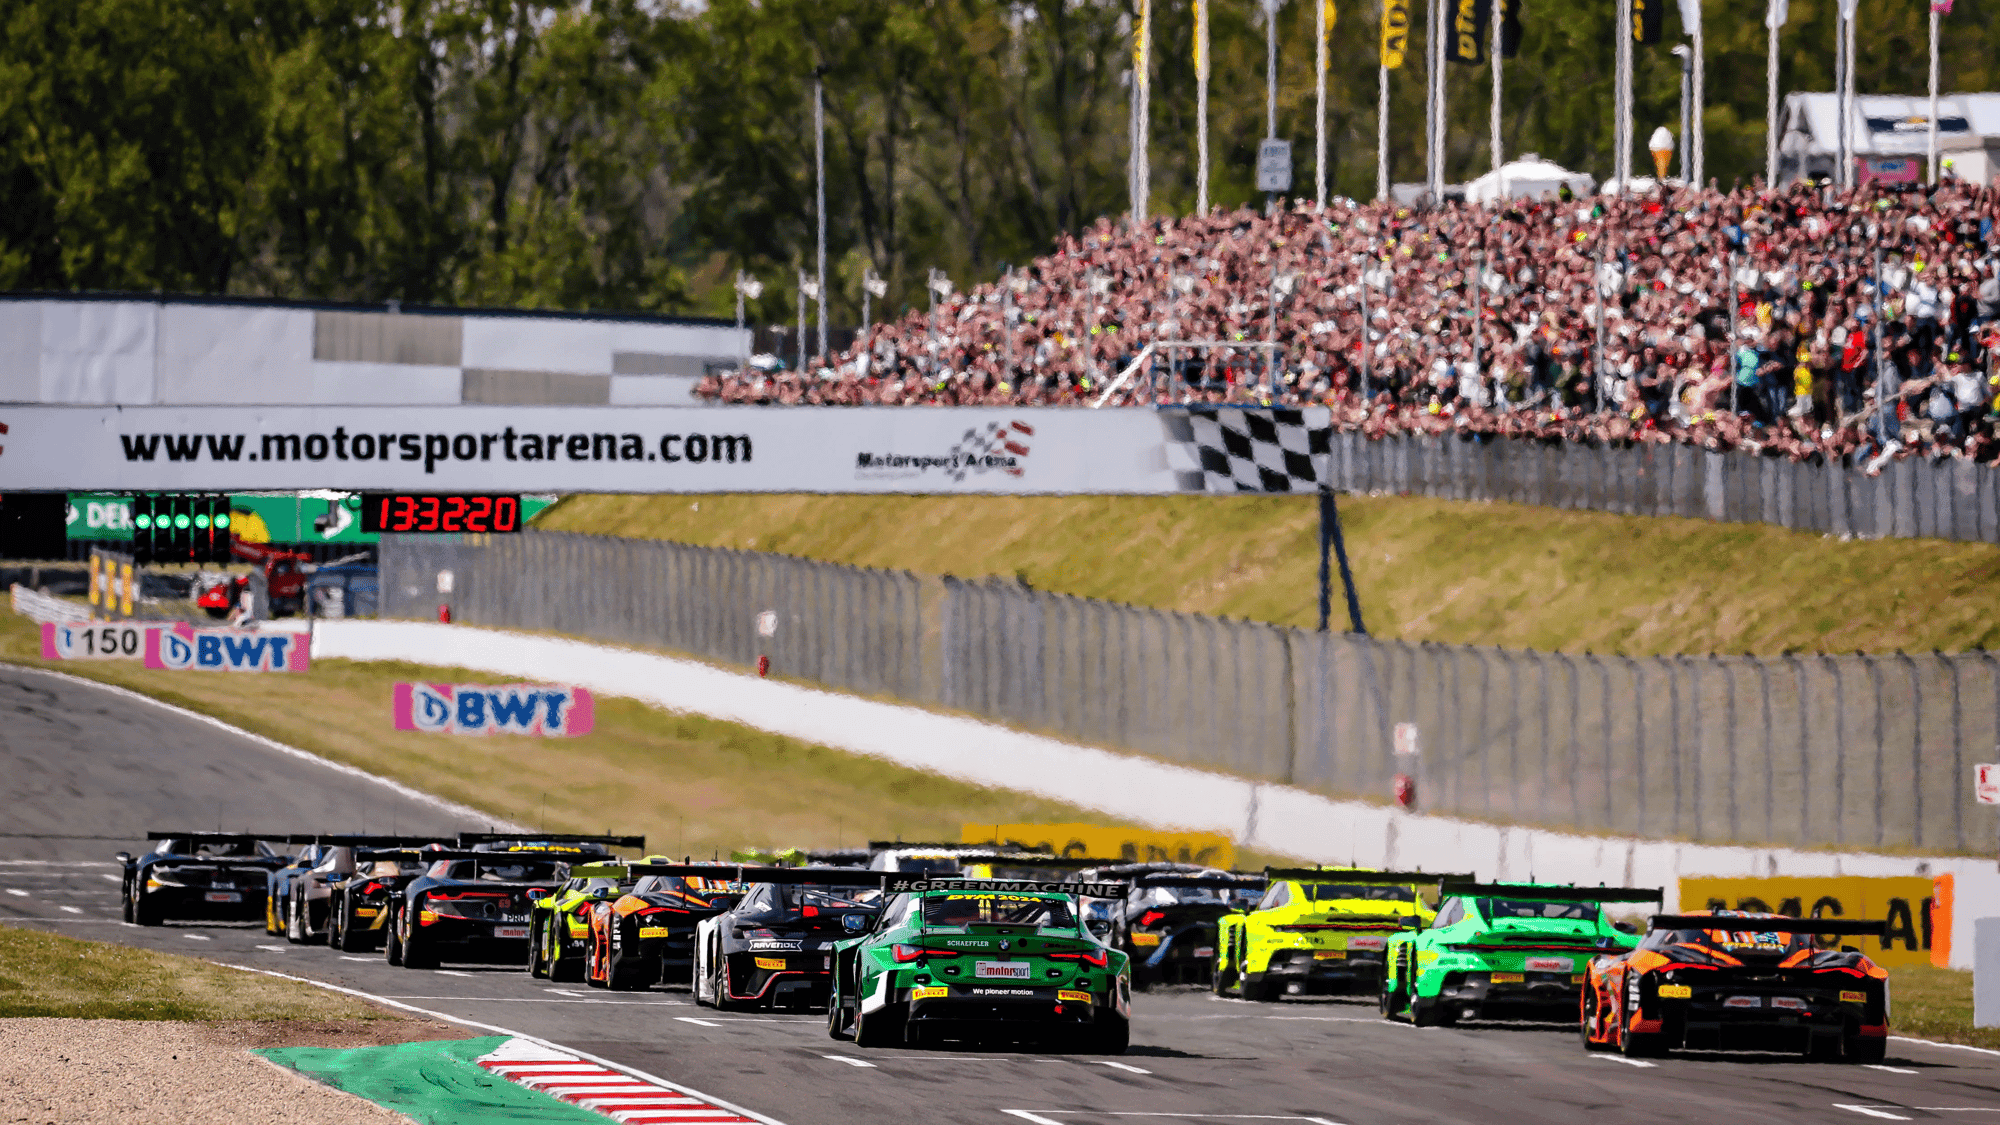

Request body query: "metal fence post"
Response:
[1868, 654, 1886, 848]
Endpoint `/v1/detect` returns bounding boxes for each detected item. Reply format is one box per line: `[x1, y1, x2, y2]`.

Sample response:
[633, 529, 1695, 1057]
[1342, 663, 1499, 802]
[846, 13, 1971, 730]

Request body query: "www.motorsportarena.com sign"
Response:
[143, 623, 311, 672]
[393, 683, 594, 736]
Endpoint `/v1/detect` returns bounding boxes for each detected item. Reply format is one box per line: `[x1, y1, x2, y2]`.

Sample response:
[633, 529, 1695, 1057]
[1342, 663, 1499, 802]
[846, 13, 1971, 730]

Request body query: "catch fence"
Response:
[1329, 433, 2000, 545]
[382, 530, 1998, 855]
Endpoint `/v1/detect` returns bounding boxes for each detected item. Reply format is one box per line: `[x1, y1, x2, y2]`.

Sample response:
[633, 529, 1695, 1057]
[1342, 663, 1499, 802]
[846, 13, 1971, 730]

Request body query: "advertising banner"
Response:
[65, 494, 135, 540]
[962, 823, 1235, 869]
[0, 406, 1331, 496]
[143, 623, 311, 673]
[40, 621, 151, 660]
[1677, 876, 1943, 968]
[393, 682, 594, 736]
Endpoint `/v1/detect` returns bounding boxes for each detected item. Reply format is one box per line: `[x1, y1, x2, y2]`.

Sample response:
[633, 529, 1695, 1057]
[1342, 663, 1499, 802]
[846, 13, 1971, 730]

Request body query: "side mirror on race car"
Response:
[842, 913, 871, 933]
[1614, 922, 1638, 934]
[1841, 945, 1860, 953]
[114, 852, 132, 865]
[1087, 919, 1112, 938]
[1399, 916, 1422, 930]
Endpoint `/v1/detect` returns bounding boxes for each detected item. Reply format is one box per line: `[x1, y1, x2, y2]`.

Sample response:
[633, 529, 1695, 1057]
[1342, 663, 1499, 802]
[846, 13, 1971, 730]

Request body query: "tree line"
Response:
[1, 0, 1991, 326]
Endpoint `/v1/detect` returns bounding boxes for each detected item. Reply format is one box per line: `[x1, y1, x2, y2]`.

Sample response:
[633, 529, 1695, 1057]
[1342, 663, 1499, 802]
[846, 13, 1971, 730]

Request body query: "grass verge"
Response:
[0, 612, 1127, 859]
[1892, 964, 2000, 1051]
[0, 924, 381, 1020]
[539, 493, 2000, 657]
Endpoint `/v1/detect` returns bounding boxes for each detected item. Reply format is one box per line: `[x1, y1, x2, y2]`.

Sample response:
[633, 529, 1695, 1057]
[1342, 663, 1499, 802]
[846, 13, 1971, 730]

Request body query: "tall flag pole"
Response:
[1675, 0, 1703, 186]
[1195, 0, 1211, 213]
[1490, 0, 1504, 194]
[1317, 0, 1333, 207]
[1132, 0, 1151, 218]
[1837, 0, 1858, 187]
[1615, 0, 1633, 191]
[1765, 0, 1786, 187]
[1929, 0, 1950, 184]
[1380, 0, 1408, 200]
[1424, 0, 1443, 200]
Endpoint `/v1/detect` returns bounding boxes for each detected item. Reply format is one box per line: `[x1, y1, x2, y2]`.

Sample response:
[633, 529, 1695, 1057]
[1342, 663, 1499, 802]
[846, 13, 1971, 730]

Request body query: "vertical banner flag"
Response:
[1633, 0, 1664, 43]
[1194, 0, 1209, 79]
[1930, 0, 1951, 12]
[1765, 0, 1788, 25]
[1324, 0, 1339, 59]
[1134, 0, 1149, 88]
[1676, 0, 1700, 33]
[1381, 0, 1410, 66]
[1450, 0, 1491, 63]
[1499, 0, 1523, 55]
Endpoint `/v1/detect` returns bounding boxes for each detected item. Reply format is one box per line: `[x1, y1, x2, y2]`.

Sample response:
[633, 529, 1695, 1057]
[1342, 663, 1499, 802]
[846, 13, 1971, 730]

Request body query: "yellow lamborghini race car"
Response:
[1214, 869, 1456, 1001]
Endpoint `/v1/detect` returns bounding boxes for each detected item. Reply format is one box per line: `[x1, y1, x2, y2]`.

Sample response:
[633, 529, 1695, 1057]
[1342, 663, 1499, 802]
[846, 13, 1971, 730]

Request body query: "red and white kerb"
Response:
[476, 1037, 760, 1124]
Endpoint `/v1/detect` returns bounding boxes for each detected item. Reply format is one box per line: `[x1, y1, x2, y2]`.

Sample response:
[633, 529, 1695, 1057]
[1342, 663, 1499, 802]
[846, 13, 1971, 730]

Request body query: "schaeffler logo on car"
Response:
[854, 419, 1034, 482]
[143, 622, 310, 673]
[392, 682, 594, 736]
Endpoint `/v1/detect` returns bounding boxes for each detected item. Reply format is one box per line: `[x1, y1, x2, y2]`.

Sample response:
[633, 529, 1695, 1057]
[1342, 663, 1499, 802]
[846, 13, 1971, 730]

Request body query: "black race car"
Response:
[569, 861, 749, 991]
[277, 835, 452, 946]
[691, 865, 887, 1011]
[120, 832, 288, 926]
[383, 835, 642, 970]
[1093, 864, 1266, 987]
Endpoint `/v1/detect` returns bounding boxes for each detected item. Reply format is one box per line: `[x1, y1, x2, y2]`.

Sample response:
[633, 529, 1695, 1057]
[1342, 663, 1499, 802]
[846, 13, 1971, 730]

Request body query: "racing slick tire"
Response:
[853, 1002, 906, 1049]
[1410, 998, 1457, 1028]
[401, 928, 439, 970]
[121, 879, 134, 924]
[827, 998, 857, 1041]
[1615, 1010, 1666, 1058]
[1087, 1015, 1131, 1055]
[549, 940, 584, 984]
[529, 918, 550, 979]
[1210, 962, 1238, 997]
[130, 882, 162, 927]
[1579, 988, 1610, 1051]
[1237, 974, 1279, 1003]
[1380, 981, 1409, 1022]
[1842, 1033, 1887, 1065]
[604, 922, 652, 992]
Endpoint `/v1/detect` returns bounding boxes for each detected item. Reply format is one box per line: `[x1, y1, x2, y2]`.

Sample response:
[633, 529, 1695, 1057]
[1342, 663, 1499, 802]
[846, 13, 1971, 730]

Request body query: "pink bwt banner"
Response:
[393, 683, 595, 737]
[142, 622, 311, 672]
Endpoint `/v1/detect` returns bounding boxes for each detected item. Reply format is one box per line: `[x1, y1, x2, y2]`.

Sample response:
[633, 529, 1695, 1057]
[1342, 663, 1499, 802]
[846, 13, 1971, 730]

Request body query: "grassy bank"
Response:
[1892, 964, 2000, 1051]
[539, 493, 2000, 657]
[0, 925, 379, 1020]
[0, 613, 1122, 858]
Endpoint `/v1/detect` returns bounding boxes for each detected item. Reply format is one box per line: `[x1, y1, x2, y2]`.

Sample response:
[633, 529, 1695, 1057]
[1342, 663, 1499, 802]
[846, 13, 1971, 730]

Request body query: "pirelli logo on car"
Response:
[1840, 990, 1867, 1003]
[885, 877, 1127, 898]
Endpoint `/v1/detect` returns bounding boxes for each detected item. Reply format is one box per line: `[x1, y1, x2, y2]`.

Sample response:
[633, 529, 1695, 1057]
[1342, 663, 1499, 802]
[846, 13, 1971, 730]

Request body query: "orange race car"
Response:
[583, 863, 748, 991]
[1580, 910, 1890, 1062]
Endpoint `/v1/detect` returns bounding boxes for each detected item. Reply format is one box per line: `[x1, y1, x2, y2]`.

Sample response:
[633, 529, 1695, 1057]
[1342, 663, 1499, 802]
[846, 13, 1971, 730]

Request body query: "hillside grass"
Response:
[1889, 964, 2000, 1051]
[0, 612, 1130, 860]
[538, 493, 2000, 657]
[0, 924, 381, 1020]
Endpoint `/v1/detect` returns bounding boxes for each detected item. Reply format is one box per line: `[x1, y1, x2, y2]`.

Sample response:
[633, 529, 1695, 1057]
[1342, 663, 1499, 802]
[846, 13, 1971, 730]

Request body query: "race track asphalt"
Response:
[3, 664, 1998, 1125]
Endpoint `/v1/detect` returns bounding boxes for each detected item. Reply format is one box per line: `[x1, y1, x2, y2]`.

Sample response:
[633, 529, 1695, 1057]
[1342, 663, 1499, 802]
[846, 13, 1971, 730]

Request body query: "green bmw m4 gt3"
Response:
[827, 877, 1133, 1053]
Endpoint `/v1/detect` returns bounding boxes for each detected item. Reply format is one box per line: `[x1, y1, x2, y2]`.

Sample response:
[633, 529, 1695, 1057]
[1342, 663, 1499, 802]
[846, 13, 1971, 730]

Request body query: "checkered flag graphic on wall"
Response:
[944, 419, 1033, 481]
[1160, 409, 1329, 493]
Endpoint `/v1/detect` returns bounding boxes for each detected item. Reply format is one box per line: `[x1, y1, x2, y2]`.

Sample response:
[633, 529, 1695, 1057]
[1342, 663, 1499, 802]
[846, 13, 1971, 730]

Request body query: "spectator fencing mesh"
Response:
[383, 530, 1998, 855]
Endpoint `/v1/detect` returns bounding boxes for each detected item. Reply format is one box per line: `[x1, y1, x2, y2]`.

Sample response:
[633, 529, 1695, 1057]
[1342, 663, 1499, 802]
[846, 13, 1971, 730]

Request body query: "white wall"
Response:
[311, 619, 2000, 970]
[154, 305, 313, 404]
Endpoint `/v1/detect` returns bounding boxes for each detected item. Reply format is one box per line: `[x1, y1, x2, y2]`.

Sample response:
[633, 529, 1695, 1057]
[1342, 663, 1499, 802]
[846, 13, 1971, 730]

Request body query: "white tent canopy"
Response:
[1462, 154, 1597, 203]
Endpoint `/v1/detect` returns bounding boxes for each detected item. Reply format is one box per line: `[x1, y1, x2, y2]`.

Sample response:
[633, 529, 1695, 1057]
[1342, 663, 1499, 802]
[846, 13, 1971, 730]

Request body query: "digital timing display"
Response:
[360, 494, 522, 534]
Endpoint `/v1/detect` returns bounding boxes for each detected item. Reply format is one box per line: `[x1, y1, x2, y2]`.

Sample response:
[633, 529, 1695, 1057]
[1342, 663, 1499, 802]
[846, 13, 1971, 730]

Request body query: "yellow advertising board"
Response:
[961, 824, 1234, 870]
[1677, 876, 1947, 969]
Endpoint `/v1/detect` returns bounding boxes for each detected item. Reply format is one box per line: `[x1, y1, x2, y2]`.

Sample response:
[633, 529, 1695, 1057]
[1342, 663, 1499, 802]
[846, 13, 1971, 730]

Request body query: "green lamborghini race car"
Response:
[1213, 869, 1452, 1001]
[1380, 881, 1660, 1026]
[827, 876, 1133, 1053]
[528, 863, 639, 982]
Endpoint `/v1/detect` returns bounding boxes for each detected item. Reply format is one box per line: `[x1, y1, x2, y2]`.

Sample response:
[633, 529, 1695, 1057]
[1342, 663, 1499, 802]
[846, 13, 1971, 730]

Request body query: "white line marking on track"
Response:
[380, 995, 688, 1006]
[100, 874, 120, 881]
[206, 962, 786, 1125]
[339, 956, 375, 962]
[256, 945, 289, 952]
[676, 1017, 723, 1028]
[1864, 1064, 1922, 1074]
[0, 860, 118, 867]
[58, 906, 82, 914]
[1097, 1061, 1151, 1074]
[1894, 1035, 2000, 1058]
[1590, 1055, 1657, 1068]
[1001, 1113, 1066, 1125]
[1834, 1108, 1914, 1120]
[3, 889, 25, 897]
[822, 1055, 876, 1068]
[182, 934, 211, 941]
[434, 970, 471, 977]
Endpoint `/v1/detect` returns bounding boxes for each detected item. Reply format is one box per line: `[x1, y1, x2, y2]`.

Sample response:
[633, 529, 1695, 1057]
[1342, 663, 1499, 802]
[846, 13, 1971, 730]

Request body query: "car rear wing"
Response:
[146, 832, 286, 844]
[456, 833, 646, 849]
[355, 848, 601, 863]
[1440, 883, 1665, 903]
[281, 834, 455, 847]
[1266, 868, 1476, 886]
[1647, 915, 1890, 937]
[952, 853, 1127, 868]
[624, 863, 892, 887]
[884, 876, 1130, 898]
[1129, 874, 1269, 890]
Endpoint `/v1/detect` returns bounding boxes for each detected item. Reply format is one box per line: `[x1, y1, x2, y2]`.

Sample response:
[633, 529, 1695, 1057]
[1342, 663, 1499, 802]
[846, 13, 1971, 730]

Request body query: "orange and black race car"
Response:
[1580, 910, 1890, 1062]
[581, 862, 749, 991]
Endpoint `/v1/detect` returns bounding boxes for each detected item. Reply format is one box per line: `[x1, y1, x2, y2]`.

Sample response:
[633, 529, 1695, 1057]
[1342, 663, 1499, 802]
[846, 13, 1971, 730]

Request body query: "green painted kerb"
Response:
[256, 1035, 610, 1124]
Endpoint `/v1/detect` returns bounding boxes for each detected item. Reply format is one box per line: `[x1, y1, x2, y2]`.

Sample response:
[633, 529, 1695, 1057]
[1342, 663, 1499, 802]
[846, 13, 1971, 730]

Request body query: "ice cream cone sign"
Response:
[1649, 127, 1675, 181]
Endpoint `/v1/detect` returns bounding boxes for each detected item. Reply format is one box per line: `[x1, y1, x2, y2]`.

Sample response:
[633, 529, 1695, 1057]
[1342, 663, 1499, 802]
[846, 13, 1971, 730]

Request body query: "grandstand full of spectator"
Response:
[698, 179, 2000, 471]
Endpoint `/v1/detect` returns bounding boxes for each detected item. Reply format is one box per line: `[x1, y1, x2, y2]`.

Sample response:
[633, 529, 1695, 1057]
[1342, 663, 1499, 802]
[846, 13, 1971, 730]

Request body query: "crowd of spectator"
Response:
[697, 179, 2000, 468]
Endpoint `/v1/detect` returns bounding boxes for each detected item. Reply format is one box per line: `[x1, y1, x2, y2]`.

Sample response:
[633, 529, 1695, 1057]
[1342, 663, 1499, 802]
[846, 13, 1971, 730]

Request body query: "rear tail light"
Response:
[640, 905, 686, 916]
[1139, 911, 1165, 927]
[358, 881, 383, 896]
[802, 905, 819, 918]
[1052, 949, 1110, 968]
[892, 944, 926, 962]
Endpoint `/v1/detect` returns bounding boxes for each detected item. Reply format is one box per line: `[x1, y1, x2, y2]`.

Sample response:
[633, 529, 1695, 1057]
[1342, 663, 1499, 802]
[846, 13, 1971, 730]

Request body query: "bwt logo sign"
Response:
[144, 623, 310, 673]
[393, 682, 594, 737]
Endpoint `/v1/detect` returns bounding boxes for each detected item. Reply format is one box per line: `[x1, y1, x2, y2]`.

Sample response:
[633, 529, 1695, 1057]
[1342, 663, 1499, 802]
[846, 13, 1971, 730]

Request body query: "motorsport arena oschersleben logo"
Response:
[854, 419, 1033, 482]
